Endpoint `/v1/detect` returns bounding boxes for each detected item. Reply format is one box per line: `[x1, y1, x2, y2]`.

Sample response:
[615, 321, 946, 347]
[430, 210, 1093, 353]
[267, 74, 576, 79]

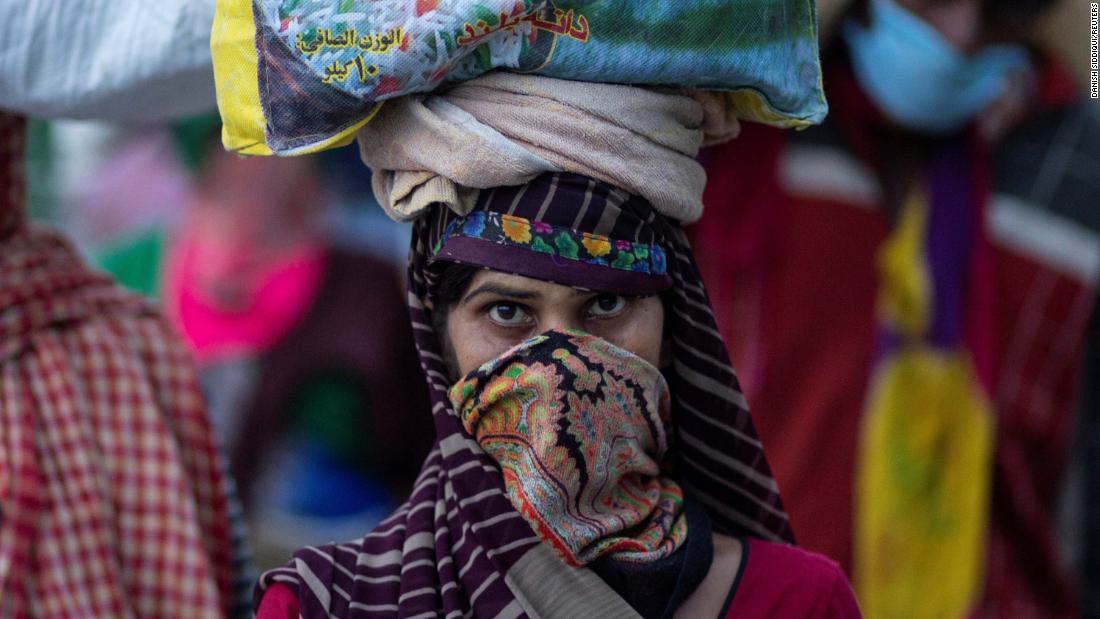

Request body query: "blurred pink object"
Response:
[74, 130, 189, 248]
[165, 149, 326, 364]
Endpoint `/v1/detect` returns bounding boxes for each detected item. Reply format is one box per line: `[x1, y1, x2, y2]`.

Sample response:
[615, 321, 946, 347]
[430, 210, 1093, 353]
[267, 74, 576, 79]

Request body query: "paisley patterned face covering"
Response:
[448, 328, 688, 567]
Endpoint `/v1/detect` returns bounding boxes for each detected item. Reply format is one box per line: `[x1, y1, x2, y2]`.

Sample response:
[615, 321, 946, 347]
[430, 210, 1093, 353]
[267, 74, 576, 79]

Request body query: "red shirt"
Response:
[256, 538, 861, 618]
[692, 118, 1092, 616]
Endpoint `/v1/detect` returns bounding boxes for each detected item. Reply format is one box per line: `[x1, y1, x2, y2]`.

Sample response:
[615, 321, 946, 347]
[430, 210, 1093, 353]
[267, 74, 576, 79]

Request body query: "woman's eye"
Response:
[487, 303, 530, 327]
[588, 294, 627, 317]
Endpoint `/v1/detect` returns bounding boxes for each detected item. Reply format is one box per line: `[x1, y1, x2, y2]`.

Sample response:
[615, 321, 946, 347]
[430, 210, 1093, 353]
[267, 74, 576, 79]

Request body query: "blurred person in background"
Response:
[64, 123, 196, 296]
[0, 1, 254, 616]
[30, 101, 434, 573]
[161, 126, 434, 566]
[691, 0, 1099, 616]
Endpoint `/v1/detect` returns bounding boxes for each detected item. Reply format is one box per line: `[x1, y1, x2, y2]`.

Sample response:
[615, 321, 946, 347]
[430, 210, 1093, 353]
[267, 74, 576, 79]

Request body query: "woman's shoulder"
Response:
[255, 538, 861, 619]
[724, 538, 862, 618]
[256, 583, 300, 619]
[743, 538, 850, 592]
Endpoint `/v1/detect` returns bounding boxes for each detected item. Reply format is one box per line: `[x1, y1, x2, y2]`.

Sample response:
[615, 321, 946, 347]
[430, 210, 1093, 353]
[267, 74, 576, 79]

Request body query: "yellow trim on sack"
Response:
[726, 90, 817, 130]
[277, 102, 385, 156]
[211, 0, 272, 155]
[210, 0, 384, 158]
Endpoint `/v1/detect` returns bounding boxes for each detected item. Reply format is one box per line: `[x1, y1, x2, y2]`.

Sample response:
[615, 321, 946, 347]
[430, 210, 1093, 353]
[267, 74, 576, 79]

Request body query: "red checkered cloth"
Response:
[0, 112, 241, 617]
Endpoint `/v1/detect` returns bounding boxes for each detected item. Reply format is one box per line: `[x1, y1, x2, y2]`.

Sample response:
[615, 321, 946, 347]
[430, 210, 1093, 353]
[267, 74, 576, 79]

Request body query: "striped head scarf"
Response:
[256, 172, 791, 618]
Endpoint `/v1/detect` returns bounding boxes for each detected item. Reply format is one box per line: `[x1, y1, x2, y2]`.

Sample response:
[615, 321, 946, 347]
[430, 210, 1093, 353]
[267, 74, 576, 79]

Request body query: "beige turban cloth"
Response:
[357, 71, 739, 225]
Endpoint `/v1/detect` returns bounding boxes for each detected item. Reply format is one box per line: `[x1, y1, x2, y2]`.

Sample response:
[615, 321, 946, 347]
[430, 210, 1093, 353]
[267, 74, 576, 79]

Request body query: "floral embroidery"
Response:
[611, 251, 635, 270]
[501, 214, 532, 243]
[531, 237, 555, 254]
[554, 231, 580, 259]
[652, 246, 667, 274]
[462, 211, 487, 237]
[532, 221, 554, 234]
[435, 212, 667, 276]
[581, 233, 611, 258]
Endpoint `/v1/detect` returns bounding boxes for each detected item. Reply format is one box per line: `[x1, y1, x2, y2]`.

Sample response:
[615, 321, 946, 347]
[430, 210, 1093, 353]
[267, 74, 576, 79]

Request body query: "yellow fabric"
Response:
[274, 106, 383, 156]
[210, 0, 384, 156]
[726, 90, 816, 130]
[211, 0, 271, 155]
[855, 350, 993, 619]
[855, 190, 994, 619]
[876, 191, 931, 339]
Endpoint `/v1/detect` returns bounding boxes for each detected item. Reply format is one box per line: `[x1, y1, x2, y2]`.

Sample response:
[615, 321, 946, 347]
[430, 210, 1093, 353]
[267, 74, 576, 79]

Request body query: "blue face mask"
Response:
[843, 0, 1031, 133]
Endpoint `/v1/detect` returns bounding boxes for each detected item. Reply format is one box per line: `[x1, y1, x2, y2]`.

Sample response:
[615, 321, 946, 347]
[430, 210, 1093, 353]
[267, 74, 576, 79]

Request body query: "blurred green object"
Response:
[24, 120, 56, 223]
[290, 373, 373, 465]
[171, 113, 222, 172]
[94, 229, 165, 298]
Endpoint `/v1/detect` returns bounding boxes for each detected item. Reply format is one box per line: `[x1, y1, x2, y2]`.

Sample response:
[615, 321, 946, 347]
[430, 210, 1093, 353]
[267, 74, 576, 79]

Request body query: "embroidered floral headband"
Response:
[428, 172, 674, 295]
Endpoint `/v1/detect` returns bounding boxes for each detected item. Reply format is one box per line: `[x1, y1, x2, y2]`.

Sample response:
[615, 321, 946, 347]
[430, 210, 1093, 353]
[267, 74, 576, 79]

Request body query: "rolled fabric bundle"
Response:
[359, 72, 723, 224]
[212, 0, 828, 156]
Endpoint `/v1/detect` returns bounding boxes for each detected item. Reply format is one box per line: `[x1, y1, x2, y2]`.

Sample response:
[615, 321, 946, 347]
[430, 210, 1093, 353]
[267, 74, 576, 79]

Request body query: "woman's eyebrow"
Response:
[461, 283, 540, 305]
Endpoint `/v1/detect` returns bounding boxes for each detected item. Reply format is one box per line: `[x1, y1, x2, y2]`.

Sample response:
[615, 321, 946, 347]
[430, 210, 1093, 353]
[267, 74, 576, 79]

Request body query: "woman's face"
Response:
[443, 269, 666, 378]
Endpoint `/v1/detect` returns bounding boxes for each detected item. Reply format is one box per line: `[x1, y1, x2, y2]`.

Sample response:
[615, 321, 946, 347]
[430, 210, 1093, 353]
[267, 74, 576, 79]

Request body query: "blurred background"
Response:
[7, 0, 1100, 616]
[22, 118, 435, 569]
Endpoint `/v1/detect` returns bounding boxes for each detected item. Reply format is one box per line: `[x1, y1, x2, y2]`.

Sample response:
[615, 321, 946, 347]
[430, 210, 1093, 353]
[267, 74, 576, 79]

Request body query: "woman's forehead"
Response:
[464, 269, 595, 300]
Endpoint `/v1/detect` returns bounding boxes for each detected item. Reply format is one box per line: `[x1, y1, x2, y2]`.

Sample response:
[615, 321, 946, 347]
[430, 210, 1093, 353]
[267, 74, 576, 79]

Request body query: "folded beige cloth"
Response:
[357, 72, 738, 224]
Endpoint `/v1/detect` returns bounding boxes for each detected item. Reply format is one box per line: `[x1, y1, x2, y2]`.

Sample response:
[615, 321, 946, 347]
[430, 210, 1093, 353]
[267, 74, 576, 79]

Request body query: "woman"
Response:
[254, 171, 860, 618]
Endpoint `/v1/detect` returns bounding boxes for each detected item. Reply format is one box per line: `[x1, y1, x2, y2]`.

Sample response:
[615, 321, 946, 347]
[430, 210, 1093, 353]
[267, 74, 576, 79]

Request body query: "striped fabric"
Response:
[257, 172, 791, 618]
